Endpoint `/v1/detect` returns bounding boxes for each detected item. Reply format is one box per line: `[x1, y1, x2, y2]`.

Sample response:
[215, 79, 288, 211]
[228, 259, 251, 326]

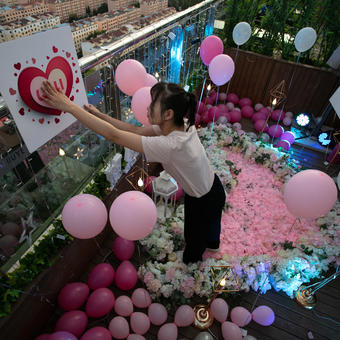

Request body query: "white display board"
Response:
[330, 86, 340, 119]
[0, 26, 88, 153]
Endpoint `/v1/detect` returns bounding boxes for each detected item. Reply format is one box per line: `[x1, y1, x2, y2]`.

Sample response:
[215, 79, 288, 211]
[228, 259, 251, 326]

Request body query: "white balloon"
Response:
[233, 22, 252, 46]
[294, 27, 317, 52]
[194, 332, 214, 340]
[337, 172, 340, 190]
[260, 132, 270, 142]
[217, 116, 228, 125]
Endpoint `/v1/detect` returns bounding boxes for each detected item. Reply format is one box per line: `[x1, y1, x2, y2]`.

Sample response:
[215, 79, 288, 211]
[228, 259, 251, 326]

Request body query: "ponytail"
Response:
[185, 92, 197, 131]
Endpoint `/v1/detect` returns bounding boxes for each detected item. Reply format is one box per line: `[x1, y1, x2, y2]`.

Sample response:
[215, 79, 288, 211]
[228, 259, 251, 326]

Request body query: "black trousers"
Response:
[183, 174, 226, 264]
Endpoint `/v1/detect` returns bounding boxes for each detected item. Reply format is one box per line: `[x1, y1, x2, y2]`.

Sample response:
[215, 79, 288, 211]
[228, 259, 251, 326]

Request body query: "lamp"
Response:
[296, 113, 311, 127]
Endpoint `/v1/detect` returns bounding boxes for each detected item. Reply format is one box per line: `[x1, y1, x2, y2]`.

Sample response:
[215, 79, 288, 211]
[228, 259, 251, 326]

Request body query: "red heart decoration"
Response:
[9, 88, 16, 95]
[53, 46, 58, 53]
[18, 56, 73, 116]
[14, 63, 21, 70]
[39, 118, 44, 124]
[66, 52, 71, 58]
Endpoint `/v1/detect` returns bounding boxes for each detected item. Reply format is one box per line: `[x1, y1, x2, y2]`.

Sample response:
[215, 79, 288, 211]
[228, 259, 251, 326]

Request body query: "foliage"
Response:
[68, 14, 79, 23]
[168, 0, 202, 11]
[83, 171, 110, 200]
[92, 2, 108, 15]
[86, 30, 105, 40]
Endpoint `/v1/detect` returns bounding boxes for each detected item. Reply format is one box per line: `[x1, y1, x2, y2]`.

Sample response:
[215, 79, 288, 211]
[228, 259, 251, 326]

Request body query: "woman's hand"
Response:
[40, 81, 74, 112]
[84, 104, 103, 118]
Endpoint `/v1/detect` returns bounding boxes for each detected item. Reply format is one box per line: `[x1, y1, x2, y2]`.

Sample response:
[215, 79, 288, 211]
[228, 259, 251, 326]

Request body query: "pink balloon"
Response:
[226, 102, 234, 111]
[227, 94, 239, 104]
[157, 323, 177, 340]
[144, 176, 155, 195]
[252, 112, 267, 122]
[200, 35, 224, 66]
[271, 109, 285, 122]
[85, 288, 115, 318]
[195, 114, 201, 126]
[283, 117, 292, 126]
[201, 111, 210, 124]
[209, 91, 218, 102]
[218, 103, 227, 111]
[258, 107, 270, 116]
[34, 335, 50, 340]
[131, 86, 152, 126]
[239, 98, 252, 107]
[109, 316, 129, 339]
[221, 321, 242, 340]
[252, 305, 275, 326]
[50, 332, 77, 340]
[254, 119, 268, 132]
[197, 101, 205, 114]
[219, 93, 227, 101]
[144, 73, 158, 87]
[234, 107, 241, 111]
[174, 305, 194, 327]
[230, 306, 251, 327]
[208, 106, 219, 122]
[224, 112, 231, 122]
[230, 110, 242, 123]
[281, 131, 295, 144]
[115, 59, 147, 96]
[215, 110, 225, 121]
[130, 312, 150, 335]
[114, 295, 134, 317]
[58, 282, 89, 311]
[284, 170, 337, 219]
[80, 327, 112, 340]
[205, 96, 215, 105]
[148, 303, 168, 326]
[285, 111, 294, 118]
[275, 140, 291, 151]
[175, 184, 183, 201]
[132, 288, 152, 308]
[113, 236, 135, 261]
[127, 335, 146, 340]
[110, 191, 157, 241]
[115, 260, 138, 290]
[209, 54, 235, 86]
[254, 103, 264, 111]
[241, 105, 254, 118]
[211, 298, 229, 323]
[237, 129, 245, 136]
[55, 310, 88, 338]
[88, 263, 115, 290]
[62, 194, 107, 239]
[268, 125, 284, 138]
[232, 122, 242, 131]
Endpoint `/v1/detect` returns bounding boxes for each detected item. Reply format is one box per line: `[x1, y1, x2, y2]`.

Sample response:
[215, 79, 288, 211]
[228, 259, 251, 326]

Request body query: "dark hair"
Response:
[150, 82, 197, 131]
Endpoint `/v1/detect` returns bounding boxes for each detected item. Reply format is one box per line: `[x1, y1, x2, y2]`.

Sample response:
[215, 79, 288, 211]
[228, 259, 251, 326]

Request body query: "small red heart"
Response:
[14, 63, 21, 70]
[72, 62, 76, 67]
[75, 77, 79, 84]
[75, 70, 78, 73]
[9, 88, 16, 95]
[66, 52, 71, 58]
[53, 46, 58, 53]
[55, 118, 60, 124]
[39, 118, 44, 124]
[70, 95, 74, 101]
[46, 56, 50, 60]
[32, 58, 36, 64]
[19, 108, 24, 115]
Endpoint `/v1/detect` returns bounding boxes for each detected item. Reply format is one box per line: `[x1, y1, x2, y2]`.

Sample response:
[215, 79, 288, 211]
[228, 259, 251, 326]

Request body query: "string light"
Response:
[207, 84, 211, 91]
[58, 148, 65, 157]
[137, 177, 143, 187]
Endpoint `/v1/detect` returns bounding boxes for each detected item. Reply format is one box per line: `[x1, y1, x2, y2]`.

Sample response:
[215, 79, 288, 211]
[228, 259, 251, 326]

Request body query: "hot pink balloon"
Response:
[271, 109, 285, 122]
[227, 93, 239, 104]
[254, 119, 268, 132]
[283, 117, 292, 126]
[230, 110, 242, 123]
[62, 194, 107, 239]
[239, 98, 252, 107]
[174, 305, 194, 327]
[211, 298, 229, 323]
[206, 96, 215, 105]
[281, 131, 295, 144]
[130, 312, 150, 335]
[85, 288, 115, 318]
[131, 86, 152, 126]
[230, 306, 251, 327]
[252, 305, 275, 326]
[241, 105, 254, 118]
[58, 282, 89, 311]
[109, 316, 129, 339]
[115, 59, 147, 96]
[88, 263, 115, 290]
[209, 91, 218, 102]
[115, 260, 138, 290]
[158, 323, 178, 340]
[34, 335, 50, 340]
[209, 54, 235, 86]
[219, 93, 227, 101]
[144, 176, 155, 196]
[175, 184, 183, 201]
[283, 170, 337, 219]
[55, 310, 88, 338]
[268, 125, 284, 138]
[114, 295, 134, 316]
[252, 112, 267, 122]
[195, 114, 201, 126]
[221, 321, 242, 340]
[258, 107, 270, 116]
[200, 35, 224, 66]
[113, 236, 135, 261]
[50, 332, 77, 340]
[128, 335, 146, 340]
[110, 191, 157, 241]
[197, 101, 205, 114]
[208, 106, 219, 121]
[80, 327, 112, 340]
[132, 288, 152, 308]
[144, 73, 158, 87]
[148, 303, 168, 326]
[275, 140, 291, 151]
[201, 111, 210, 124]
[254, 103, 264, 111]
[224, 112, 231, 122]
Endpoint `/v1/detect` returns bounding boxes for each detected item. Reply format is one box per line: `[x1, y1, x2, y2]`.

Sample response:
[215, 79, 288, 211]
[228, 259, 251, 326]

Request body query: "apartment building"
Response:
[85, 0, 105, 13]
[140, 0, 167, 16]
[70, 17, 97, 51]
[47, 0, 86, 22]
[107, 0, 136, 12]
[0, 3, 49, 23]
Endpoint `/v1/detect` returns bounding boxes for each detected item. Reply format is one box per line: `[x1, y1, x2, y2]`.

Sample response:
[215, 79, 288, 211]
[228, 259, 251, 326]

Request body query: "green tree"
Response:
[68, 14, 78, 23]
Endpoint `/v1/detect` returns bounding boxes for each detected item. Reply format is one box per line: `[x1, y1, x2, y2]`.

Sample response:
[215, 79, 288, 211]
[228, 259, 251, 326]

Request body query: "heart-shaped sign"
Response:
[18, 56, 73, 115]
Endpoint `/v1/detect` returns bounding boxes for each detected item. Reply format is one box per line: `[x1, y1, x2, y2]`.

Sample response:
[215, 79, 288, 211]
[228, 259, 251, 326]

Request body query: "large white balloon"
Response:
[337, 172, 340, 189]
[294, 27, 317, 52]
[194, 332, 214, 340]
[232, 22, 252, 46]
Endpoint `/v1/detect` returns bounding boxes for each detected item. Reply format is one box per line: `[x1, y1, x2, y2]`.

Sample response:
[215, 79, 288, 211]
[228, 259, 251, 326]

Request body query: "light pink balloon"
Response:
[115, 59, 147, 96]
[148, 303, 168, 326]
[209, 54, 235, 86]
[283, 117, 292, 126]
[130, 312, 150, 335]
[80, 327, 112, 340]
[127, 335, 146, 340]
[227, 94, 239, 104]
[110, 191, 157, 241]
[144, 73, 158, 87]
[239, 98, 252, 107]
[254, 103, 263, 111]
[55, 310, 88, 338]
[85, 288, 115, 318]
[131, 86, 152, 126]
[88, 263, 115, 290]
[50, 332, 77, 340]
[132, 288, 152, 308]
[114, 295, 134, 316]
[268, 125, 284, 138]
[275, 140, 291, 151]
[281, 131, 295, 144]
[58, 282, 89, 311]
[230, 306, 251, 327]
[283, 170, 337, 219]
[221, 321, 242, 340]
[285, 111, 293, 118]
[237, 129, 245, 136]
[113, 236, 135, 261]
[252, 305, 275, 326]
[241, 105, 254, 118]
[115, 260, 138, 290]
[157, 323, 178, 340]
[200, 35, 224, 66]
[230, 110, 242, 123]
[109, 316, 129, 339]
[226, 102, 234, 111]
[34, 335, 50, 340]
[211, 298, 229, 323]
[232, 122, 242, 131]
[254, 119, 268, 132]
[174, 305, 194, 327]
[219, 93, 227, 101]
[234, 107, 241, 111]
[62, 194, 107, 239]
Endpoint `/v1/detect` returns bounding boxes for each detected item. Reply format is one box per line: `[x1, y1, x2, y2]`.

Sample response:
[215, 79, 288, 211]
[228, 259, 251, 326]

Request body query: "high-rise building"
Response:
[140, 0, 167, 16]
[70, 17, 97, 51]
[107, 0, 136, 12]
[84, 0, 105, 13]
[47, 0, 86, 22]
[0, 3, 49, 23]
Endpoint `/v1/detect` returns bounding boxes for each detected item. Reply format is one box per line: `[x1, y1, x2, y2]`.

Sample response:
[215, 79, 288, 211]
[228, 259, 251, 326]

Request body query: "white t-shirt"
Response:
[141, 125, 215, 198]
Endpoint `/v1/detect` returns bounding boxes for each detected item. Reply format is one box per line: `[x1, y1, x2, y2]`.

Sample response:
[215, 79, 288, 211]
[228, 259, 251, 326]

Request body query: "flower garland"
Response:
[138, 124, 340, 300]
